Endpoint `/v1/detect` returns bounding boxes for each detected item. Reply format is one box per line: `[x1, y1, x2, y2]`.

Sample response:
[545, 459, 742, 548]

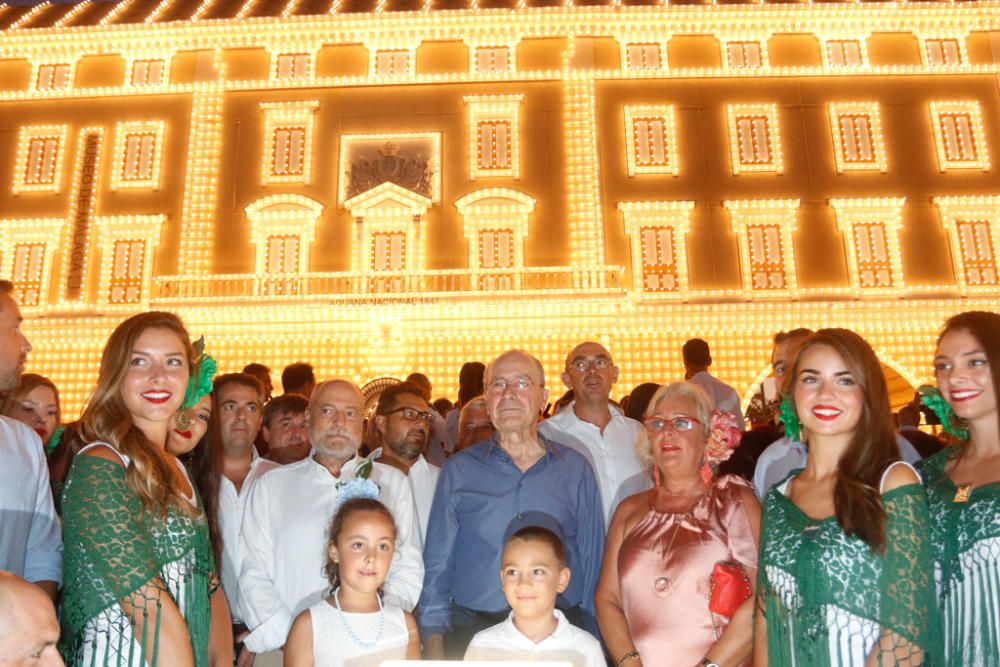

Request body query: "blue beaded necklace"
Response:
[333, 586, 385, 649]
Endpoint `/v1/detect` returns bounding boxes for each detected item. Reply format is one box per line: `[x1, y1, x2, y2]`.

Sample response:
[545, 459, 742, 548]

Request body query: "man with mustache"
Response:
[0, 281, 61, 604]
[240, 379, 423, 667]
[372, 382, 440, 543]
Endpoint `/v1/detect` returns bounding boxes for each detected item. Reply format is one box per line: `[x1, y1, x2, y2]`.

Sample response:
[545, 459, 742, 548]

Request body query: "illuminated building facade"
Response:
[0, 0, 997, 415]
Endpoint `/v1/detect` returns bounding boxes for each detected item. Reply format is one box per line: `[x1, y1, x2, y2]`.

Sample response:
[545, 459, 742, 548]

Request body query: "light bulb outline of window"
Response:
[0, 217, 62, 310]
[726, 104, 783, 175]
[619, 200, 694, 299]
[272, 52, 312, 80]
[464, 95, 523, 180]
[828, 102, 887, 173]
[929, 101, 990, 172]
[725, 199, 799, 299]
[128, 58, 166, 86]
[111, 121, 165, 190]
[259, 100, 319, 185]
[830, 197, 906, 297]
[723, 40, 766, 70]
[624, 105, 679, 177]
[94, 215, 166, 310]
[922, 36, 966, 67]
[471, 45, 514, 74]
[934, 196, 1000, 295]
[621, 40, 666, 71]
[13, 125, 68, 194]
[371, 48, 413, 77]
[822, 37, 868, 68]
[456, 188, 535, 291]
[33, 62, 72, 91]
[245, 194, 323, 278]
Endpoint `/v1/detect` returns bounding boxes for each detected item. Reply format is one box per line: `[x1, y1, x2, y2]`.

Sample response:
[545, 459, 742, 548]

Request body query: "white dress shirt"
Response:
[217, 448, 278, 624]
[465, 609, 605, 667]
[0, 416, 62, 585]
[239, 454, 423, 653]
[688, 370, 747, 431]
[371, 447, 440, 545]
[539, 402, 651, 525]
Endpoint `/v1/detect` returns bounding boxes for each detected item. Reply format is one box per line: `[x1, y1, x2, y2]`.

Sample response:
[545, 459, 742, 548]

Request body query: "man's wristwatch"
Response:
[700, 660, 720, 667]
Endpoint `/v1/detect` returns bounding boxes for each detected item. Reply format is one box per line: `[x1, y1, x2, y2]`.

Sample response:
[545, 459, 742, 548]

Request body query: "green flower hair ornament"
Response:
[778, 394, 802, 442]
[45, 424, 65, 457]
[181, 336, 217, 411]
[917, 385, 969, 441]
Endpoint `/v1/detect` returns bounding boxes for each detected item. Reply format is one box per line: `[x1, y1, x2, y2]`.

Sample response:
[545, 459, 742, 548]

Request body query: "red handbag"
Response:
[708, 560, 751, 618]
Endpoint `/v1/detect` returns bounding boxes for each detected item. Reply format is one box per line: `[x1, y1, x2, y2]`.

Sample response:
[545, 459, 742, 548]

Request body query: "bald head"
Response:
[485, 349, 545, 388]
[308, 379, 365, 461]
[0, 572, 63, 666]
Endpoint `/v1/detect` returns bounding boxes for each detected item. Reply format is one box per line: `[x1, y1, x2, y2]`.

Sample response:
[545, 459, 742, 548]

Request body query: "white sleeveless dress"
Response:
[308, 597, 410, 667]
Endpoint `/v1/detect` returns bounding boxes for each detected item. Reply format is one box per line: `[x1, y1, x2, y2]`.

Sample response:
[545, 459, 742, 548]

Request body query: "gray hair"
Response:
[635, 381, 713, 470]
[458, 395, 488, 429]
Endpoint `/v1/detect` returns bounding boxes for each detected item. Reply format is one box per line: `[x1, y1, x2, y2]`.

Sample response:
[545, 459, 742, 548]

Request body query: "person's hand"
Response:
[423, 633, 445, 659]
[236, 645, 255, 667]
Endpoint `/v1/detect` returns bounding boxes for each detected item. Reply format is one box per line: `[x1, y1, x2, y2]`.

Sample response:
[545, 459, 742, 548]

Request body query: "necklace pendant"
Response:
[952, 484, 973, 503]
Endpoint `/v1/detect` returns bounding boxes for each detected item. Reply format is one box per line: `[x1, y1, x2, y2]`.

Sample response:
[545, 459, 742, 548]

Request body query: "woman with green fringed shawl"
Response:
[918, 311, 1000, 666]
[754, 329, 941, 666]
[59, 312, 232, 666]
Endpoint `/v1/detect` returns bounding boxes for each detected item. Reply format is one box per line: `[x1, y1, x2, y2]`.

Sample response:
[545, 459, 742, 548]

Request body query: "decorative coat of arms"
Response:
[346, 141, 433, 200]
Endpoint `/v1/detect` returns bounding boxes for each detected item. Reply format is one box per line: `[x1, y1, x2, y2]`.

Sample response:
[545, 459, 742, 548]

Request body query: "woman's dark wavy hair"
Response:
[938, 310, 1000, 446]
[323, 497, 396, 590]
[787, 328, 898, 552]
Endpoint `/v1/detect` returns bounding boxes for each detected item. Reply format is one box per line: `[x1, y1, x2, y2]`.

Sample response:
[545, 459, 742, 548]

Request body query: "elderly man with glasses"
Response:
[539, 341, 652, 526]
[419, 349, 605, 659]
[372, 381, 441, 542]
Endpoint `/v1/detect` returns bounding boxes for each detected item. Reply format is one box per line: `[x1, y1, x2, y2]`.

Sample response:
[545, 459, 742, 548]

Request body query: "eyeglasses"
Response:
[383, 406, 435, 423]
[643, 415, 702, 434]
[568, 357, 612, 373]
[486, 377, 538, 395]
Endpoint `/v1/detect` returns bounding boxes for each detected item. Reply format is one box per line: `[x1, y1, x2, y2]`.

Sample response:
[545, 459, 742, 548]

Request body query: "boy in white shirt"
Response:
[465, 524, 605, 667]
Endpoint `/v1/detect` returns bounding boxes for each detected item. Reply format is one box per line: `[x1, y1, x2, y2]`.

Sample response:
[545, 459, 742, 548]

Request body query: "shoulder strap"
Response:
[77, 441, 129, 465]
[879, 461, 920, 494]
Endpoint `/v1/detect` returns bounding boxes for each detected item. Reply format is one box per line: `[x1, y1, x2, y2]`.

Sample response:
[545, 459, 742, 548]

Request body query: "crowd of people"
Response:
[0, 276, 997, 667]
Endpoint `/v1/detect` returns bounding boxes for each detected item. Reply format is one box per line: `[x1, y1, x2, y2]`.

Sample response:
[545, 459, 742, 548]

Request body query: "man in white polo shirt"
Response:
[539, 341, 651, 525]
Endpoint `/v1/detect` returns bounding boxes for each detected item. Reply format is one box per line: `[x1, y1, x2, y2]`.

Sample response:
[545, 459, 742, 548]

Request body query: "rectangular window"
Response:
[939, 112, 978, 162]
[372, 232, 407, 272]
[477, 121, 511, 171]
[36, 64, 70, 90]
[266, 235, 300, 274]
[746, 224, 786, 290]
[375, 50, 409, 76]
[478, 229, 514, 290]
[271, 126, 306, 177]
[24, 136, 60, 186]
[276, 53, 310, 79]
[632, 117, 670, 168]
[837, 114, 875, 164]
[11, 243, 45, 307]
[121, 133, 157, 183]
[926, 38, 962, 66]
[130, 59, 164, 85]
[474, 47, 510, 73]
[626, 43, 662, 70]
[726, 41, 763, 68]
[827, 40, 863, 66]
[109, 239, 145, 305]
[639, 226, 679, 293]
[736, 115, 772, 166]
[956, 220, 998, 286]
[852, 223, 894, 288]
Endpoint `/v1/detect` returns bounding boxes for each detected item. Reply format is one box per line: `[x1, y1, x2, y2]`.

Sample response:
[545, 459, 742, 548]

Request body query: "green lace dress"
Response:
[758, 465, 940, 666]
[918, 447, 1000, 666]
[59, 447, 215, 666]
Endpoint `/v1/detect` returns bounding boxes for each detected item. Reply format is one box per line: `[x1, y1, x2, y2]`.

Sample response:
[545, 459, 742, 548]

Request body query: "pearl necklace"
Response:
[333, 587, 385, 649]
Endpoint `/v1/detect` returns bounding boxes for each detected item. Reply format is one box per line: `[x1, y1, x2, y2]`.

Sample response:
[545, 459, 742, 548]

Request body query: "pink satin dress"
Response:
[617, 475, 757, 666]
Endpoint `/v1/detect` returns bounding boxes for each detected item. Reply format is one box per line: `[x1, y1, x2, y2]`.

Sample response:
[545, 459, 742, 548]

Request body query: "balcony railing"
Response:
[151, 265, 624, 303]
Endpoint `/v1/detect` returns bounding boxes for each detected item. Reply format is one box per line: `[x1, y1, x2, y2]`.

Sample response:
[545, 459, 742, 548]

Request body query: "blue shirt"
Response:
[418, 434, 605, 637]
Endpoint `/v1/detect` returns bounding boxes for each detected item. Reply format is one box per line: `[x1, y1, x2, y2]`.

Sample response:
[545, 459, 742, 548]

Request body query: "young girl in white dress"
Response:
[284, 496, 419, 666]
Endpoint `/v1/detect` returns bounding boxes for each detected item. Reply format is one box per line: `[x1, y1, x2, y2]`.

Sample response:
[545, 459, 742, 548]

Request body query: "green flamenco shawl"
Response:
[60, 455, 214, 666]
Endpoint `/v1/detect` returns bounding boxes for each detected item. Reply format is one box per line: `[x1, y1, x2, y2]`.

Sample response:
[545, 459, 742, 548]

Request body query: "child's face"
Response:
[329, 510, 396, 595]
[500, 538, 570, 622]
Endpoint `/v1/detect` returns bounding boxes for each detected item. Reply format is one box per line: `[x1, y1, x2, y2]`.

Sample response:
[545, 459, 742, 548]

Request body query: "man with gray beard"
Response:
[372, 382, 441, 543]
[239, 379, 423, 666]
